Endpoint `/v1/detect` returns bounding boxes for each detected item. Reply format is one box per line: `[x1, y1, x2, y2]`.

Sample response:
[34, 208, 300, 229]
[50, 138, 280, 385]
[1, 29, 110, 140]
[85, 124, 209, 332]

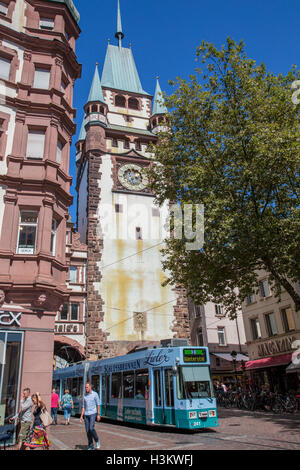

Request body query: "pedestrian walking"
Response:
[60, 389, 73, 425]
[80, 382, 101, 450]
[9, 388, 33, 450]
[24, 392, 50, 450]
[51, 389, 59, 425]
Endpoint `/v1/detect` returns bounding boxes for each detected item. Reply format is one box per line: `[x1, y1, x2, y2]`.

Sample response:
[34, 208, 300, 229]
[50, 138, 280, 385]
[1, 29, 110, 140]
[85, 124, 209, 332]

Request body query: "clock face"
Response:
[118, 164, 148, 191]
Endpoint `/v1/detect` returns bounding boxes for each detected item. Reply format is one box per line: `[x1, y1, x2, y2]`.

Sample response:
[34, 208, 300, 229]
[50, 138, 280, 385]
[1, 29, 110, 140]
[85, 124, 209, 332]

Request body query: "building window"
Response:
[215, 304, 224, 316]
[115, 204, 123, 213]
[40, 17, 54, 30]
[136, 227, 142, 240]
[56, 139, 63, 164]
[70, 303, 79, 321]
[247, 293, 255, 305]
[33, 67, 50, 89]
[250, 318, 262, 340]
[281, 308, 295, 333]
[26, 130, 45, 159]
[0, 2, 8, 16]
[198, 328, 204, 346]
[112, 139, 118, 148]
[17, 211, 38, 254]
[259, 279, 271, 298]
[50, 219, 58, 256]
[0, 56, 10, 81]
[128, 97, 139, 110]
[61, 79, 67, 94]
[0, 331, 23, 422]
[115, 95, 126, 108]
[217, 327, 226, 346]
[152, 119, 157, 128]
[124, 140, 130, 149]
[265, 313, 278, 337]
[135, 141, 141, 151]
[60, 303, 68, 321]
[69, 267, 77, 284]
[195, 304, 204, 318]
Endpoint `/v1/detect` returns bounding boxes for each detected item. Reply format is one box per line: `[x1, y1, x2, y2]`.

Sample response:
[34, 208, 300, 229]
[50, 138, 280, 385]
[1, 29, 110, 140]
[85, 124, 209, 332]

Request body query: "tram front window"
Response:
[177, 366, 213, 399]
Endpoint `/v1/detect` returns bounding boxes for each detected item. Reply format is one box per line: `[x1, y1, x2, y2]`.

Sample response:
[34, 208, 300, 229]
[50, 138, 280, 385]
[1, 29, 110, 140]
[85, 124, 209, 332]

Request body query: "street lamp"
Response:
[231, 350, 238, 388]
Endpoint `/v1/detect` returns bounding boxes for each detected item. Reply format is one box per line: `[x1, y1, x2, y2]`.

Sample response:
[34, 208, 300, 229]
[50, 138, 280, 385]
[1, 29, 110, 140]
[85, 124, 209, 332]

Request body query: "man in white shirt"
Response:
[80, 382, 101, 451]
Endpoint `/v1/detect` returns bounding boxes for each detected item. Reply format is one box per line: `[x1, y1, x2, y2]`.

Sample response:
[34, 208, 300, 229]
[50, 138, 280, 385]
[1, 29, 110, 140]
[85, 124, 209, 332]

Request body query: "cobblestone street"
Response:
[45, 409, 300, 451]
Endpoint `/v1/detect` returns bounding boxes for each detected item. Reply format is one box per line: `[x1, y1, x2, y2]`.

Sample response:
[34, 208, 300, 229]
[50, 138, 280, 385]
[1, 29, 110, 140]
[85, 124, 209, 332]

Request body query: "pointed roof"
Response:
[101, 44, 150, 96]
[78, 117, 86, 141]
[87, 64, 105, 103]
[152, 78, 167, 116]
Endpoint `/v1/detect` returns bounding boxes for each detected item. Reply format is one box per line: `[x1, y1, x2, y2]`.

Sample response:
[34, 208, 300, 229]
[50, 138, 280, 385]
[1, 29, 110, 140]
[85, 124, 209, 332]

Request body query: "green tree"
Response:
[149, 38, 300, 317]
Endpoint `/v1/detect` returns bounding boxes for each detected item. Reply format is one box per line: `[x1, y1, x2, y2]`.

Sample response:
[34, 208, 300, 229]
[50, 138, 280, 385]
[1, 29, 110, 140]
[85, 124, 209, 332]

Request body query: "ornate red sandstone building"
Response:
[0, 0, 81, 428]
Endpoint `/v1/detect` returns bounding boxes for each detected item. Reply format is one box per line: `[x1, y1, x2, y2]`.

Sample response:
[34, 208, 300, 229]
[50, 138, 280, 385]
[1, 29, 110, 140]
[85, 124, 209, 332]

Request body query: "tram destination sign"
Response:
[183, 348, 207, 363]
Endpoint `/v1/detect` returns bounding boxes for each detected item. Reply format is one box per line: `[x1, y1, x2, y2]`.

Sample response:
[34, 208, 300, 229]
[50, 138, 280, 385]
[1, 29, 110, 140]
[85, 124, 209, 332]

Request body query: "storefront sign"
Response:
[0, 405, 5, 426]
[0, 311, 21, 327]
[257, 336, 296, 358]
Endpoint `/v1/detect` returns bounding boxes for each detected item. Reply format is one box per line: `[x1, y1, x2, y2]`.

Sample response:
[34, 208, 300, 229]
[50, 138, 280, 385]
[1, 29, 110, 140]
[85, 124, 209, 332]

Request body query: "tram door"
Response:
[154, 369, 176, 426]
[163, 369, 176, 426]
[101, 375, 110, 416]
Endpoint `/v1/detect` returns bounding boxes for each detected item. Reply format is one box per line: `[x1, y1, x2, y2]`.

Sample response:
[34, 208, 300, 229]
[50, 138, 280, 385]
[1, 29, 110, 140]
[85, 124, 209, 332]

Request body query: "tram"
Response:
[52, 343, 218, 430]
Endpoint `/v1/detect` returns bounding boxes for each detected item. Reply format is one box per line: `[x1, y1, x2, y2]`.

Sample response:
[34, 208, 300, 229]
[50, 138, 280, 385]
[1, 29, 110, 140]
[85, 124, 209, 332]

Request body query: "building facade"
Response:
[241, 272, 300, 392]
[76, 3, 190, 361]
[189, 301, 248, 384]
[0, 0, 81, 436]
[54, 219, 87, 366]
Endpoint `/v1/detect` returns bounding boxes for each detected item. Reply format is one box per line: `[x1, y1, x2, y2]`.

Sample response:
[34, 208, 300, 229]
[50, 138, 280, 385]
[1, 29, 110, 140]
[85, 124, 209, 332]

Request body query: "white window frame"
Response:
[50, 219, 58, 256]
[69, 267, 77, 284]
[259, 279, 271, 298]
[217, 327, 227, 346]
[70, 303, 79, 321]
[0, 56, 10, 81]
[17, 211, 38, 255]
[26, 130, 46, 160]
[56, 139, 63, 164]
[33, 67, 50, 90]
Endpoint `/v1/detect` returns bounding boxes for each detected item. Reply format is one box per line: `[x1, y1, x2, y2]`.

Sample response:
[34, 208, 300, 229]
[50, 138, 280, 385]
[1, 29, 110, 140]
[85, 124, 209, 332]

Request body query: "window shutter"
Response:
[33, 68, 50, 89]
[0, 57, 10, 81]
[26, 130, 45, 159]
[0, 2, 8, 16]
[40, 18, 54, 30]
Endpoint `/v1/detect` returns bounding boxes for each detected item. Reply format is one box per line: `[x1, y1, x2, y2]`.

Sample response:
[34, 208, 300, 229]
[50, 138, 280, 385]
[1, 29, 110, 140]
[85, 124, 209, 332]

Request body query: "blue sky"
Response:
[69, 0, 300, 223]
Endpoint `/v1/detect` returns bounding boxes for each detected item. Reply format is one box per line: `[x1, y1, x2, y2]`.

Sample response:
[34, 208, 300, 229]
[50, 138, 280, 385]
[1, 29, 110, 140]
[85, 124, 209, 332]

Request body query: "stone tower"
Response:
[76, 1, 190, 360]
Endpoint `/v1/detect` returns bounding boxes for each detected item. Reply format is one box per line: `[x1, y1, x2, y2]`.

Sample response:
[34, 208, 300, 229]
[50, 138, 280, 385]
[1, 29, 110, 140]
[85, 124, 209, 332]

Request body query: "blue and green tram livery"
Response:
[52, 345, 218, 430]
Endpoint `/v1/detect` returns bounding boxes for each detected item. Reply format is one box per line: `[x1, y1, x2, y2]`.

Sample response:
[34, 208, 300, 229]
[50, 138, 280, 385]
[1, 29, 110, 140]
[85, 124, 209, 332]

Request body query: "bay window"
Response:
[0, 2, 8, 16]
[50, 219, 58, 256]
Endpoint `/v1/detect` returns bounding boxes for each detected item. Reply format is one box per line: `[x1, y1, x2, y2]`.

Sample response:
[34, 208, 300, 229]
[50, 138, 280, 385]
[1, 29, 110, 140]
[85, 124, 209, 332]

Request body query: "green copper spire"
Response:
[152, 77, 167, 116]
[115, 0, 124, 48]
[88, 64, 105, 104]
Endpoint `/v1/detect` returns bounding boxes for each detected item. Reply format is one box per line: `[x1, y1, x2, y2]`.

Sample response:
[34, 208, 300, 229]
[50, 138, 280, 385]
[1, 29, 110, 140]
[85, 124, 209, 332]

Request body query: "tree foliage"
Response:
[149, 38, 300, 317]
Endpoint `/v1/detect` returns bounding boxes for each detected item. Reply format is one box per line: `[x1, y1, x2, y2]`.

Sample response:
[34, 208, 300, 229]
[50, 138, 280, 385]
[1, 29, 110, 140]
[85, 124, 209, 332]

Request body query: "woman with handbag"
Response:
[24, 393, 50, 450]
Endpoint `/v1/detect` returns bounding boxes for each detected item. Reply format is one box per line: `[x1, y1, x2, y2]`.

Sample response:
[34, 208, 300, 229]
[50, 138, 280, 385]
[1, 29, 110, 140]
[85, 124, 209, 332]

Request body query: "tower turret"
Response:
[150, 77, 168, 133]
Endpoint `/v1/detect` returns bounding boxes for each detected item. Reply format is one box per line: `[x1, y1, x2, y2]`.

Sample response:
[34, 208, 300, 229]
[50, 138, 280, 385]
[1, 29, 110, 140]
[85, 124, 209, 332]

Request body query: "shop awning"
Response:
[242, 353, 292, 371]
[212, 353, 249, 362]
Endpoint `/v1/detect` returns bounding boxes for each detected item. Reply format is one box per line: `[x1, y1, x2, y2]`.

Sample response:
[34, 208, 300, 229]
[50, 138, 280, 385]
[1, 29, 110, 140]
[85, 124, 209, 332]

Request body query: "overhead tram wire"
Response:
[99, 241, 164, 270]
